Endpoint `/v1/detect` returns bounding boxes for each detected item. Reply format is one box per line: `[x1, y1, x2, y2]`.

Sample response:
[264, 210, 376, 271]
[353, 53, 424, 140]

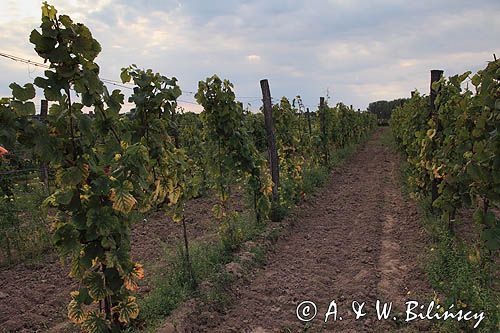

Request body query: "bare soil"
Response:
[0, 128, 434, 333]
[180, 128, 434, 332]
[0, 190, 244, 332]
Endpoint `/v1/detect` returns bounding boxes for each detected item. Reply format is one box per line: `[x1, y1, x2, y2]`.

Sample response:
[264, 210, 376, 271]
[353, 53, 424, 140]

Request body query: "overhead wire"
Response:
[0, 51, 261, 104]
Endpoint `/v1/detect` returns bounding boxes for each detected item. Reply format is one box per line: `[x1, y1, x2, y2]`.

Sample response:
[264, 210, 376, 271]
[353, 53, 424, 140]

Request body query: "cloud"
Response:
[246, 55, 261, 63]
[0, 0, 499, 112]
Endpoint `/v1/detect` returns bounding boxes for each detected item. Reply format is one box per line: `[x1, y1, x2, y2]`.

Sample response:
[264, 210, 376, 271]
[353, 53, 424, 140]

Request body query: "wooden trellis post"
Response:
[39, 99, 49, 194]
[319, 97, 329, 166]
[260, 79, 280, 203]
[306, 107, 312, 136]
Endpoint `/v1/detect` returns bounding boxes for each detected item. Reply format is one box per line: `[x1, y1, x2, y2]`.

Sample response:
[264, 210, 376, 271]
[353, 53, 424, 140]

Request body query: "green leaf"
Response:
[55, 190, 75, 205]
[58, 14, 73, 27]
[11, 101, 36, 116]
[484, 211, 496, 226]
[467, 163, 481, 180]
[29, 29, 57, 54]
[59, 166, 84, 186]
[54, 223, 80, 255]
[9, 83, 35, 101]
[101, 237, 116, 249]
[120, 69, 131, 83]
[75, 287, 93, 305]
[471, 74, 481, 87]
[482, 228, 500, 251]
[103, 267, 122, 291]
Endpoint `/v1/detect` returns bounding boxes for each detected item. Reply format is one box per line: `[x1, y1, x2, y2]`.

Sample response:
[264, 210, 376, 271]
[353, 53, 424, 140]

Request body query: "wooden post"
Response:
[430, 70, 443, 206]
[306, 107, 312, 136]
[40, 99, 48, 118]
[40, 100, 49, 194]
[260, 79, 279, 203]
[319, 97, 328, 166]
[430, 70, 443, 111]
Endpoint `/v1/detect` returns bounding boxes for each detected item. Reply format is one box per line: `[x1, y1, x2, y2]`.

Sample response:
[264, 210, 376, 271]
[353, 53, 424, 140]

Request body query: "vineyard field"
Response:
[0, 2, 498, 333]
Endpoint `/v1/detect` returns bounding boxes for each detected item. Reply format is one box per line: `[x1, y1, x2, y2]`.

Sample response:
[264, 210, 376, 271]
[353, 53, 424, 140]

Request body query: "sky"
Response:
[0, 0, 499, 113]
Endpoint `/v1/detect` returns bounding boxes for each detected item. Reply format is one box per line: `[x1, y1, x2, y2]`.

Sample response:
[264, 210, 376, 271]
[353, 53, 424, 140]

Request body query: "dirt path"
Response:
[184, 128, 433, 332]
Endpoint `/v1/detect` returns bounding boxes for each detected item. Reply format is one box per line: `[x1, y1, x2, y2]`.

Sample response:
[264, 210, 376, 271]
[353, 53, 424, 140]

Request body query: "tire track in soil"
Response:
[185, 128, 432, 333]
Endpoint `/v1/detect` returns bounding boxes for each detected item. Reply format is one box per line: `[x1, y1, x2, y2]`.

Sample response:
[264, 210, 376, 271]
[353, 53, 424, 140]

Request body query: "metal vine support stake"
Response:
[39, 99, 49, 194]
[260, 79, 280, 203]
[429, 69, 444, 210]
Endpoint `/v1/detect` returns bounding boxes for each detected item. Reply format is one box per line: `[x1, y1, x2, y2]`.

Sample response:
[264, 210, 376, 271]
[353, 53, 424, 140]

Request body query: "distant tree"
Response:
[367, 98, 408, 124]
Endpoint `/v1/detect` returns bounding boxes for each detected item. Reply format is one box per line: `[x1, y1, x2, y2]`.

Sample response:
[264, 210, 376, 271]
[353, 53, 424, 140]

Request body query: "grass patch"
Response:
[394, 131, 499, 333]
[425, 229, 499, 332]
[129, 240, 236, 332]
[129, 211, 265, 332]
[248, 245, 267, 267]
[0, 180, 51, 266]
[328, 144, 356, 168]
[379, 126, 397, 149]
[302, 166, 329, 195]
[270, 201, 288, 222]
[127, 131, 375, 331]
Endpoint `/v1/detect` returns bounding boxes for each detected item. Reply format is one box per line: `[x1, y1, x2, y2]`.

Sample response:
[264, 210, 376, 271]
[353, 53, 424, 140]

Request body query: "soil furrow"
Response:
[184, 128, 431, 332]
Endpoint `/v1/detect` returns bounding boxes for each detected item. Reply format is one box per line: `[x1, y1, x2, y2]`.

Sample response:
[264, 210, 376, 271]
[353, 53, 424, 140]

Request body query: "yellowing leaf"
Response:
[264, 185, 273, 195]
[80, 193, 90, 202]
[69, 256, 85, 278]
[134, 263, 145, 280]
[151, 179, 164, 203]
[112, 296, 139, 324]
[167, 178, 175, 192]
[123, 263, 144, 291]
[172, 213, 183, 223]
[110, 188, 137, 213]
[41, 2, 57, 20]
[68, 298, 86, 324]
[81, 311, 110, 333]
[432, 165, 445, 179]
[83, 272, 107, 301]
[81, 163, 90, 182]
[168, 187, 181, 205]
